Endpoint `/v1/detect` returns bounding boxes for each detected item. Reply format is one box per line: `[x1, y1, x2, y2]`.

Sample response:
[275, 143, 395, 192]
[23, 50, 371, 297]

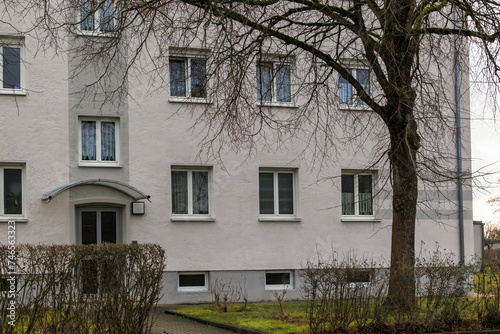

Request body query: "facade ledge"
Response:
[168, 97, 211, 104]
[0, 89, 27, 96]
[341, 216, 381, 223]
[170, 216, 216, 222]
[0, 218, 28, 223]
[79, 162, 122, 168]
[257, 102, 296, 108]
[258, 217, 302, 222]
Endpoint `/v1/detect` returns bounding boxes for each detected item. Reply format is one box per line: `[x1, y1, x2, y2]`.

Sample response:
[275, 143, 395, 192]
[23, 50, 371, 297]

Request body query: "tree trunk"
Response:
[386, 120, 419, 309]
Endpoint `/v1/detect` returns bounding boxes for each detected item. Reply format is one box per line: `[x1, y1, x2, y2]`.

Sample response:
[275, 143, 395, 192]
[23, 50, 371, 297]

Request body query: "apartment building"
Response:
[0, 1, 475, 303]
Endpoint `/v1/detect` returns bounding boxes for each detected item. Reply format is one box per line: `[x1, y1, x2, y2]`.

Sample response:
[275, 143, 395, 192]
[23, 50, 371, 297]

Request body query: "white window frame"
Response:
[0, 164, 26, 220]
[178, 272, 209, 292]
[338, 66, 370, 110]
[257, 58, 294, 107]
[258, 168, 300, 222]
[0, 39, 26, 96]
[76, 207, 122, 244]
[265, 271, 294, 290]
[341, 171, 380, 222]
[78, 117, 120, 167]
[170, 167, 214, 222]
[168, 53, 209, 103]
[77, 0, 116, 35]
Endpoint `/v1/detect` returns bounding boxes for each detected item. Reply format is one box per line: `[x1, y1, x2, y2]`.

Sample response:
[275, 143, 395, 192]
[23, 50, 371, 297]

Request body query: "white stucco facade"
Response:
[0, 5, 475, 303]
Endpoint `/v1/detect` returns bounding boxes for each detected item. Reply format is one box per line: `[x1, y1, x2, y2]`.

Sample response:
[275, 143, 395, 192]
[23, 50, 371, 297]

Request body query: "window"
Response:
[169, 56, 207, 101]
[0, 165, 24, 217]
[0, 41, 24, 94]
[79, 118, 119, 166]
[339, 67, 370, 108]
[257, 60, 292, 104]
[345, 269, 372, 284]
[80, 0, 115, 33]
[259, 169, 298, 219]
[265, 271, 293, 290]
[341, 173, 373, 216]
[171, 168, 211, 216]
[178, 272, 208, 292]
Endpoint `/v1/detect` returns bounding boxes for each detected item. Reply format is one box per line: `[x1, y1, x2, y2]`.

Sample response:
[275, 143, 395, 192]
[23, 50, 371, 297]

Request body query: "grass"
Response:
[173, 302, 310, 334]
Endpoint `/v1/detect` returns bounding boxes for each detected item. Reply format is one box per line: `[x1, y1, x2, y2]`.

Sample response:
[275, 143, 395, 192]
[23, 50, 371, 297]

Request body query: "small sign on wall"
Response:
[131, 201, 145, 215]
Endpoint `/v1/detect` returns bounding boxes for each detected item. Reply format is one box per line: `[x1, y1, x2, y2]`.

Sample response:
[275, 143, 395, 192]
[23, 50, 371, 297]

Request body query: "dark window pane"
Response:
[101, 121, 116, 161]
[259, 173, 274, 214]
[257, 63, 272, 101]
[101, 211, 117, 243]
[358, 175, 373, 215]
[191, 59, 207, 98]
[276, 64, 291, 102]
[192, 171, 209, 214]
[80, 0, 95, 31]
[81, 259, 98, 294]
[339, 69, 352, 105]
[278, 173, 294, 214]
[3, 47, 21, 89]
[81, 211, 97, 244]
[179, 274, 205, 287]
[0, 277, 9, 292]
[346, 269, 371, 283]
[170, 59, 186, 97]
[341, 175, 355, 215]
[266, 272, 291, 285]
[81, 121, 96, 160]
[99, 0, 114, 32]
[172, 171, 188, 214]
[356, 69, 369, 105]
[4, 169, 22, 215]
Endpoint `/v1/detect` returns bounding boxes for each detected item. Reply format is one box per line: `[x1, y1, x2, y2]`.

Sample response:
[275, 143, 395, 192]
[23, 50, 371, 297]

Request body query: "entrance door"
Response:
[78, 207, 121, 244]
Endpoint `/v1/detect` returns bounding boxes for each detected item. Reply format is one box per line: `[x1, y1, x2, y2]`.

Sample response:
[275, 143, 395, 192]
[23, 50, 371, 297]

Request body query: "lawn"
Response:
[173, 302, 310, 334]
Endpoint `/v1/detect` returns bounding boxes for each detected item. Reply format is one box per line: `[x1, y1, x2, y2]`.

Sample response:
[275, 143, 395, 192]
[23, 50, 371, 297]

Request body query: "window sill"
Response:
[169, 97, 210, 104]
[258, 101, 296, 108]
[259, 217, 302, 222]
[75, 30, 116, 38]
[0, 89, 27, 96]
[341, 216, 381, 223]
[178, 287, 209, 292]
[79, 162, 122, 168]
[171, 216, 216, 222]
[0, 218, 28, 223]
[265, 285, 293, 291]
[339, 104, 371, 111]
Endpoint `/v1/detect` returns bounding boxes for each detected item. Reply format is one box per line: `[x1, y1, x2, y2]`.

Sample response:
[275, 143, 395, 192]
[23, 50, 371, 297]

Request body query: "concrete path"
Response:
[151, 307, 237, 334]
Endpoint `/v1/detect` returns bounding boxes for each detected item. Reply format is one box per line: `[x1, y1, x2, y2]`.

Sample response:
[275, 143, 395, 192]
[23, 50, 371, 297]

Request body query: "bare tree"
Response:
[3, 0, 499, 308]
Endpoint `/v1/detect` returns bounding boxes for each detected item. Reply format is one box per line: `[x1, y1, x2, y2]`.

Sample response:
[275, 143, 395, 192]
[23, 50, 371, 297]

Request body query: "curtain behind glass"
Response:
[341, 174, 355, 215]
[100, 0, 114, 32]
[276, 64, 291, 102]
[278, 173, 294, 214]
[170, 59, 186, 97]
[339, 69, 353, 105]
[356, 69, 369, 106]
[191, 59, 207, 98]
[192, 171, 209, 214]
[80, 0, 95, 31]
[358, 175, 373, 215]
[257, 63, 272, 101]
[4, 169, 22, 215]
[81, 121, 96, 160]
[3, 47, 21, 89]
[172, 171, 188, 214]
[101, 121, 116, 161]
[259, 173, 274, 214]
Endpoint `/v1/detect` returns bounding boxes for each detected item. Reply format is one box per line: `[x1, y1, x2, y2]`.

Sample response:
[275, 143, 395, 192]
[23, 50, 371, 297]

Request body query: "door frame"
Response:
[76, 206, 122, 244]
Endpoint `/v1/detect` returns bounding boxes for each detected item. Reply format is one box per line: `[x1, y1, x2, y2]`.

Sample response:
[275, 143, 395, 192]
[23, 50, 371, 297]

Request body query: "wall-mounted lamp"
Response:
[131, 201, 145, 215]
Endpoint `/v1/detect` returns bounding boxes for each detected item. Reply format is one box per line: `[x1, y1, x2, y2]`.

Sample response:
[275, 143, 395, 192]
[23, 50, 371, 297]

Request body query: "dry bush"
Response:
[0, 243, 165, 334]
[210, 279, 241, 312]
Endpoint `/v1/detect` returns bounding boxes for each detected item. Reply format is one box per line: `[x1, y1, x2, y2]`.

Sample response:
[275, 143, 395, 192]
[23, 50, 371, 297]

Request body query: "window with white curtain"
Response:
[0, 39, 25, 95]
[339, 67, 370, 108]
[79, 118, 119, 166]
[80, 0, 115, 33]
[341, 172, 374, 216]
[171, 167, 211, 216]
[169, 55, 207, 101]
[257, 59, 292, 105]
[259, 169, 296, 216]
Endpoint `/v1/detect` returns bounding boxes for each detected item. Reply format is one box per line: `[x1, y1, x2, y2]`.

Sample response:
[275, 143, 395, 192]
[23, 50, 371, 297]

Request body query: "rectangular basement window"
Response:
[178, 272, 208, 292]
[265, 271, 293, 290]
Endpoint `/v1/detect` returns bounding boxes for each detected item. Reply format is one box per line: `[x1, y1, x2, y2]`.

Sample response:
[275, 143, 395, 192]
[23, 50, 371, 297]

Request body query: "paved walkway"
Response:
[151, 307, 237, 334]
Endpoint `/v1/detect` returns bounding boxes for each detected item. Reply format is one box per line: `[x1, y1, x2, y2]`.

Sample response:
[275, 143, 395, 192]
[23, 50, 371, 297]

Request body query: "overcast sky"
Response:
[471, 83, 500, 223]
